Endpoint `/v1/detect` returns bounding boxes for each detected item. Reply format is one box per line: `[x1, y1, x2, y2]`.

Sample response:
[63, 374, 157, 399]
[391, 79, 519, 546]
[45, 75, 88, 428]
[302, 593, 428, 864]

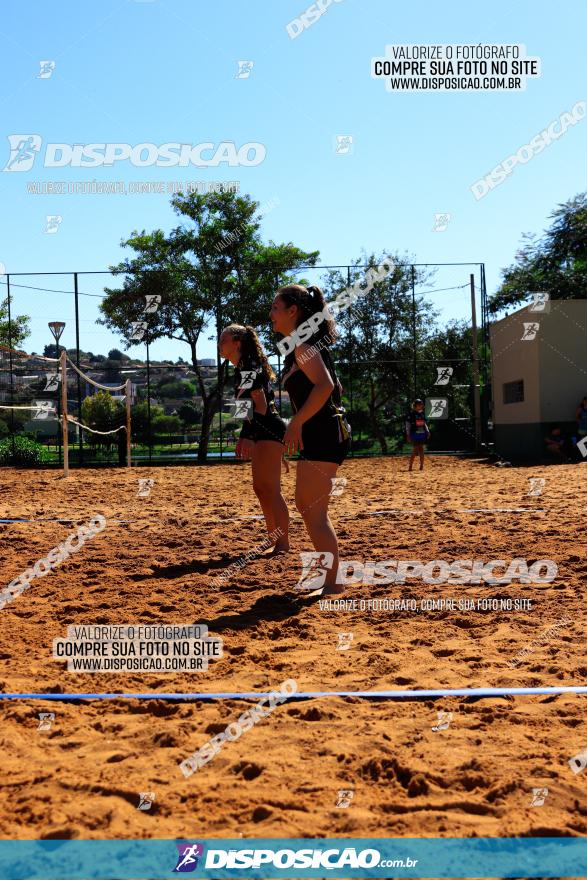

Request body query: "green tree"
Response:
[99, 190, 317, 461]
[44, 343, 63, 359]
[131, 401, 164, 446]
[0, 297, 30, 348]
[490, 191, 587, 314]
[323, 253, 435, 454]
[0, 408, 29, 439]
[153, 413, 182, 444]
[81, 391, 125, 450]
[156, 378, 196, 398]
[418, 319, 478, 444]
[177, 401, 201, 428]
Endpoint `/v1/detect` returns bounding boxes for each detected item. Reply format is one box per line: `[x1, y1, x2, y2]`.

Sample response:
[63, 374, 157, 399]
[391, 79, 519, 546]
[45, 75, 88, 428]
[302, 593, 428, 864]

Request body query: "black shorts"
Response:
[298, 437, 350, 465]
[253, 411, 286, 444]
[298, 415, 350, 465]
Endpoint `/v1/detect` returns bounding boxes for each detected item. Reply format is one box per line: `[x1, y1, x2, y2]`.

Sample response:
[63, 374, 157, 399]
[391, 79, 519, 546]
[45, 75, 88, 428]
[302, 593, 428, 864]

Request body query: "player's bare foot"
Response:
[318, 582, 345, 596]
[266, 541, 290, 556]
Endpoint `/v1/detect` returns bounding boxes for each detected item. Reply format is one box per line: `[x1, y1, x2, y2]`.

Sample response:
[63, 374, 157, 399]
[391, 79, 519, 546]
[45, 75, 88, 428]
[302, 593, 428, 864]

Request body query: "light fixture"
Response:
[48, 321, 66, 343]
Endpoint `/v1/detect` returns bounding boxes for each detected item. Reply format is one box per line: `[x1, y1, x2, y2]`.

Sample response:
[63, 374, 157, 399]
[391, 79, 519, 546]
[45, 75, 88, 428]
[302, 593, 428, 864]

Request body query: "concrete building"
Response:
[490, 299, 587, 460]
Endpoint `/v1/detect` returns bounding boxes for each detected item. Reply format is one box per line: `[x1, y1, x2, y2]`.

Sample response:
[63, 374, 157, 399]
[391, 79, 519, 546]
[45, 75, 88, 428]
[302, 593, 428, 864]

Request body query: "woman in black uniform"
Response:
[219, 324, 289, 553]
[270, 285, 350, 595]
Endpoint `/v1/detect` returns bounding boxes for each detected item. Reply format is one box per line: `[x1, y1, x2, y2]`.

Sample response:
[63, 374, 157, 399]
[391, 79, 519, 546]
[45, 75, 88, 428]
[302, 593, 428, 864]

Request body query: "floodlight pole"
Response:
[60, 349, 69, 477]
[48, 321, 66, 470]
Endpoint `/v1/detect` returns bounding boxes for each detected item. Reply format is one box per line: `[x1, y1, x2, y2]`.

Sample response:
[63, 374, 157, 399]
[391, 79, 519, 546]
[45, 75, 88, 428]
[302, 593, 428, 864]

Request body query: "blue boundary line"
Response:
[1, 686, 587, 701]
[0, 518, 134, 523]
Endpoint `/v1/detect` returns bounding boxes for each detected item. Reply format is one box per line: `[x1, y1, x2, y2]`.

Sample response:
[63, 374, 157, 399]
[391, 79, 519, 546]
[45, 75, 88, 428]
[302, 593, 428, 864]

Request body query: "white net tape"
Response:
[0, 404, 57, 412]
[65, 355, 126, 392]
[65, 415, 126, 435]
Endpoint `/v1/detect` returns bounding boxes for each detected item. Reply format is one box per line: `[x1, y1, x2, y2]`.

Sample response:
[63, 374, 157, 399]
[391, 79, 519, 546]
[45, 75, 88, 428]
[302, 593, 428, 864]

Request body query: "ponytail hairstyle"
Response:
[276, 284, 337, 348]
[222, 323, 275, 383]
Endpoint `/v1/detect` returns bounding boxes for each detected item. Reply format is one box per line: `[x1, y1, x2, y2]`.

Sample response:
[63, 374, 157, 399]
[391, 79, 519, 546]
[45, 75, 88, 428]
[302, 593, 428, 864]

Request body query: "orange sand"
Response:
[0, 456, 585, 842]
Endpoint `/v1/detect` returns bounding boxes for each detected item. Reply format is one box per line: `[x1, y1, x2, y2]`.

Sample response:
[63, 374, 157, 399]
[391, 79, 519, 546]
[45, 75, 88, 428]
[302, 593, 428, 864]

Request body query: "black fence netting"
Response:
[0, 262, 490, 467]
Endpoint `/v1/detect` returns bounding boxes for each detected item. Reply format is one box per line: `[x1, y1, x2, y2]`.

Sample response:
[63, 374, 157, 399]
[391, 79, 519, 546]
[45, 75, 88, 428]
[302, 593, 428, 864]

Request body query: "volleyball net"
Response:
[0, 349, 131, 475]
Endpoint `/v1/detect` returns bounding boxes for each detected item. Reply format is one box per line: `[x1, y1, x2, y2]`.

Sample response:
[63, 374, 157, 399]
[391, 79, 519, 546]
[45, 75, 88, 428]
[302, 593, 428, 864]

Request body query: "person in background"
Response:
[575, 396, 587, 440]
[405, 399, 430, 471]
[545, 426, 572, 462]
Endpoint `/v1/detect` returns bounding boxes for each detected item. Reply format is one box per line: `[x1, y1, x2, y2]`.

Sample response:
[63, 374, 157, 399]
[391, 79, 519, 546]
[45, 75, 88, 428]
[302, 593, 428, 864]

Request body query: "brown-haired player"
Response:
[270, 285, 350, 595]
[219, 324, 289, 553]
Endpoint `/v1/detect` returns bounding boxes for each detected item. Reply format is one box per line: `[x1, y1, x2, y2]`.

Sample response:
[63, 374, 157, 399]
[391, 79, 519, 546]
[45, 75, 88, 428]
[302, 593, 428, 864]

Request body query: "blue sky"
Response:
[0, 0, 585, 363]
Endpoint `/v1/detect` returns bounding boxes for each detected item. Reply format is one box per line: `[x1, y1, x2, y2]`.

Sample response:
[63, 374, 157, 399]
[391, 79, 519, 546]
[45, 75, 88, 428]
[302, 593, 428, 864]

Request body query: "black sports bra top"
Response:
[283, 348, 341, 419]
[234, 357, 278, 414]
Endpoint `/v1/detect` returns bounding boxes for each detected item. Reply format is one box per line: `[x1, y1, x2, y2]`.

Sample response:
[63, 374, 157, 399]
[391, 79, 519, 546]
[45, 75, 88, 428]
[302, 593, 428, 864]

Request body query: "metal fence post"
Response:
[470, 273, 482, 452]
[346, 265, 354, 456]
[411, 264, 417, 399]
[146, 331, 152, 464]
[480, 262, 489, 446]
[6, 275, 15, 458]
[74, 272, 83, 464]
[216, 293, 222, 461]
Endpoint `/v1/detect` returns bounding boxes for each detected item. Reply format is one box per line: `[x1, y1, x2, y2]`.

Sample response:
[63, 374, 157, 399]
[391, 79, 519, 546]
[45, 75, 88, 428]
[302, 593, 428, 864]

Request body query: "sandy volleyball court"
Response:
[0, 456, 585, 842]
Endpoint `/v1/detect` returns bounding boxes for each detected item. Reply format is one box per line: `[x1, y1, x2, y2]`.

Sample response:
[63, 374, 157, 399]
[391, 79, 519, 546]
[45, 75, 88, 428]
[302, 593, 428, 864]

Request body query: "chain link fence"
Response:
[0, 262, 489, 466]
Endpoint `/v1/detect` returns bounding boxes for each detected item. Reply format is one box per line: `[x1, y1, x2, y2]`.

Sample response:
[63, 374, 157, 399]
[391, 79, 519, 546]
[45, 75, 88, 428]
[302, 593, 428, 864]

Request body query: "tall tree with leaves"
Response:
[99, 191, 317, 461]
[323, 253, 435, 453]
[81, 391, 125, 451]
[0, 296, 30, 348]
[490, 192, 587, 315]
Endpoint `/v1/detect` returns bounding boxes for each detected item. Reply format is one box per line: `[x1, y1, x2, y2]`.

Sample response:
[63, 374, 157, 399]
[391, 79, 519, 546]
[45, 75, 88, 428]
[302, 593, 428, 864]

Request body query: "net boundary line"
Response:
[65, 354, 126, 392]
[1, 686, 587, 701]
[66, 414, 126, 436]
[57, 351, 132, 474]
[0, 508, 551, 527]
[0, 404, 57, 411]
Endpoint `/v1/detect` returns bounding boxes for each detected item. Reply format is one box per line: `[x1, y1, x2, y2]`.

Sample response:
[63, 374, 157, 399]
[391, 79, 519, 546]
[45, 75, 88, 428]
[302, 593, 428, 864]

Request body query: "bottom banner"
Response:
[0, 838, 586, 878]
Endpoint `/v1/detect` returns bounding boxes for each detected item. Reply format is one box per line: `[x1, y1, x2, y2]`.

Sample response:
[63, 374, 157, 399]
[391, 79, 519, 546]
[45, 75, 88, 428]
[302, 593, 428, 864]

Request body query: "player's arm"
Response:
[238, 418, 255, 440]
[290, 344, 334, 424]
[250, 387, 268, 416]
[282, 345, 334, 455]
[238, 366, 268, 418]
[234, 381, 255, 444]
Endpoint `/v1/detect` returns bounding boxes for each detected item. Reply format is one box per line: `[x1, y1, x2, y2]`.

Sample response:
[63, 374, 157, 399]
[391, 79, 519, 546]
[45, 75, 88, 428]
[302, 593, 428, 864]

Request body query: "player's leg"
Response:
[409, 442, 417, 471]
[251, 440, 290, 550]
[295, 460, 343, 593]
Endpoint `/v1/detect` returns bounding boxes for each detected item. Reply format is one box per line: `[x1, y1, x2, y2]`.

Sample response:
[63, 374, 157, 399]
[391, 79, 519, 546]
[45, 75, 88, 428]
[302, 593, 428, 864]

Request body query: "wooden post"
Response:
[125, 379, 132, 467]
[60, 350, 69, 477]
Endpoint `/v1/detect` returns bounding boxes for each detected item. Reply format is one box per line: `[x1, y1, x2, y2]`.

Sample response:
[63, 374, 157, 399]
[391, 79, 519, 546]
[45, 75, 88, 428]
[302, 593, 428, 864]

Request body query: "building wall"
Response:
[490, 306, 540, 425]
[537, 300, 587, 422]
[490, 299, 587, 460]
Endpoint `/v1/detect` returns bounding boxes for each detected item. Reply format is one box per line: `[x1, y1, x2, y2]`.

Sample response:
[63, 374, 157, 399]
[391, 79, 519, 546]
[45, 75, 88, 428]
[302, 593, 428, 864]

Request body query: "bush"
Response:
[0, 436, 50, 466]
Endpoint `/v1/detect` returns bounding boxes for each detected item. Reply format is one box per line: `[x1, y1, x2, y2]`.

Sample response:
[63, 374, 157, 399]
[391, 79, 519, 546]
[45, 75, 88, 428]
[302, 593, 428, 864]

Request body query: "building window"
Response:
[503, 379, 524, 404]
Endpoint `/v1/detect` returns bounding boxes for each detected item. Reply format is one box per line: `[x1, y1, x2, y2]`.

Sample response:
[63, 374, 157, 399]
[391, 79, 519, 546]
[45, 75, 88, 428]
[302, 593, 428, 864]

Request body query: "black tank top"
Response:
[283, 348, 342, 419]
[407, 410, 427, 433]
[234, 356, 278, 415]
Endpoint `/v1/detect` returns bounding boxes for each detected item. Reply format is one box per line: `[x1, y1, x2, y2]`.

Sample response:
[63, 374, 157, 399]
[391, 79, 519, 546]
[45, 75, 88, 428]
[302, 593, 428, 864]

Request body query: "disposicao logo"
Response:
[173, 842, 204, 873]
[3, 136, 266, 171]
